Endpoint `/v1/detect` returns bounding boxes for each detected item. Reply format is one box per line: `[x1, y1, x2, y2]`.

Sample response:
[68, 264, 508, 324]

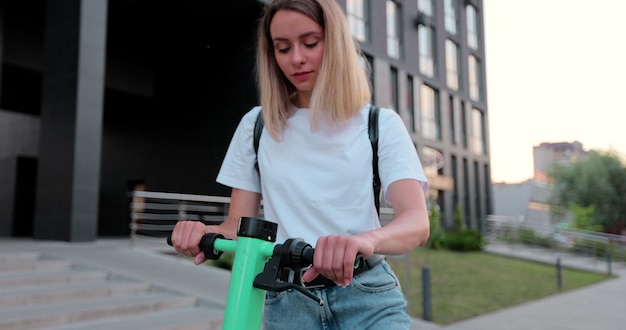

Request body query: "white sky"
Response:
[483, 0, 626, 183]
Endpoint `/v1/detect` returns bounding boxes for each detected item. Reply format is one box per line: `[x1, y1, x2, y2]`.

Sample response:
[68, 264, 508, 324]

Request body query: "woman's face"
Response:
[269, 10, 325, 107]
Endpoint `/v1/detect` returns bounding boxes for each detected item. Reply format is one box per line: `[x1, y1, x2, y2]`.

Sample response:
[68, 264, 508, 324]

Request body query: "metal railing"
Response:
[129, 190, 231, 247]
[483, 214, 626, 274]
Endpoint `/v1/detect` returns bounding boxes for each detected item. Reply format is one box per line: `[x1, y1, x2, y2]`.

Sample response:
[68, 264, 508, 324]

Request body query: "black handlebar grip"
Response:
[302, 246, 315, 265]
[303, 248, 365, 270]
[166, 232, 225, 260]
[199, 233, 225, 260]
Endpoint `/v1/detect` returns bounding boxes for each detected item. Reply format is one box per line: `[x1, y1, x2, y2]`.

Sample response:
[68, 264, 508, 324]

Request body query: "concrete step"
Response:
[44, 306, 224, 330]
[0, 259, 73, 273]
[0, 269, 109, 288]
[0, 279, 151, 307]
[0, 251, 40, 262]
[0, 292, 197, 330]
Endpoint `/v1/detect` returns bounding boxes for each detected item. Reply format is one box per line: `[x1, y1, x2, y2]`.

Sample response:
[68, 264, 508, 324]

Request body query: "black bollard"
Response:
[556, 257, 562, 290]
[606, 250, 613, 275]
[422, 267, 432, 321]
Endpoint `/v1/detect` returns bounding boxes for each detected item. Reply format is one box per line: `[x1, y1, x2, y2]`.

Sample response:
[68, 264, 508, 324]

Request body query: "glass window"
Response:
[484, 164, 491, 214]
[468, 55, 482, 101]
[390, 67, 399, 112]
[444, 0, 458, 35]
[445, 39, 460, 90]
[466, 5, 479, 49]
[360, 53, 375, 103]
[451, 155, 459, 209]
[449, 96, 456, 145]
[407, 75, 415, 132]
[359, 55, 369, 77]
[470, 108, 486, 155]
[418, 26, 436, 77]
[420, 84, 441, 140]
[463, 157, 470, 226]
[347, 0, 370, 42]
[386, 0, 402, 59]
[460, 101, 467, 148]
[418, 0, 435, 17]
[474, 161, 481, 222]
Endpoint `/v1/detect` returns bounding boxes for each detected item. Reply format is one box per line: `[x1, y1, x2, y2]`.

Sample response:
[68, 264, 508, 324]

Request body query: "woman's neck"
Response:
[294, 92, 312, 109]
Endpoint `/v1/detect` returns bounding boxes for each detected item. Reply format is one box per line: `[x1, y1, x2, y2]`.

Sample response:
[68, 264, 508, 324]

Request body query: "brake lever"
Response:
[253, 253, 324, 305]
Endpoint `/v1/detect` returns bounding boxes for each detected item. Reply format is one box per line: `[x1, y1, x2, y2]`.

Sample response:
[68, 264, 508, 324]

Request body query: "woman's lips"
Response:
[293, 71, 311, 81]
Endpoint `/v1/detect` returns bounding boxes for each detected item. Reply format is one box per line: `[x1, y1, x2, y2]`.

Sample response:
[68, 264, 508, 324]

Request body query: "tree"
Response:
[569, 203, 602, 232]
[453, 204, 466, 232]
[549, 151, 626, 234]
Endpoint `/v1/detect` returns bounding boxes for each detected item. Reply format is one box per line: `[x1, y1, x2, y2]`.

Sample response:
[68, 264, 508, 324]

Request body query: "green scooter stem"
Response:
[214, 236, 275, 329]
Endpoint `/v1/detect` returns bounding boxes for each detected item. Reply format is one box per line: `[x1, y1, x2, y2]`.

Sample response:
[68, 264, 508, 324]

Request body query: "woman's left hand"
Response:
[301, 234, 375, 287]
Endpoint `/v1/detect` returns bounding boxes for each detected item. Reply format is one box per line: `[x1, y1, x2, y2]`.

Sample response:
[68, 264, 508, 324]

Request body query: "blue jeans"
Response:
[262, 260, 410, 329]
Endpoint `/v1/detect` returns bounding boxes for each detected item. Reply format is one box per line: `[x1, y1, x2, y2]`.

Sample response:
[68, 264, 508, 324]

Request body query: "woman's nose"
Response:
[291, 45, 305, 65]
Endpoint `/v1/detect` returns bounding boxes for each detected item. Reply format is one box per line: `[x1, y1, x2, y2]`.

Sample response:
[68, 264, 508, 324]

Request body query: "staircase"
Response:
[0, 251, 223, 330]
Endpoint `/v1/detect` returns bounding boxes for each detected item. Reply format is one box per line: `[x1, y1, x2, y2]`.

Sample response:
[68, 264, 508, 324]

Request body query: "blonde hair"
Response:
[257, 0, 371, 141]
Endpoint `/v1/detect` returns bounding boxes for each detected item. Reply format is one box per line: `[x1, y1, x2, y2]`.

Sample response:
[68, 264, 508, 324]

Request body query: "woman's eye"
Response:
[277, 47, 290, 54]
[304, 42, 318, 48]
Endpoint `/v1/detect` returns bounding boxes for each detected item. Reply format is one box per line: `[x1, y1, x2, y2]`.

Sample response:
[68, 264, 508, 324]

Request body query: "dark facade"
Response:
[0, 0, 491, 241]
[0, 0, 263, 240]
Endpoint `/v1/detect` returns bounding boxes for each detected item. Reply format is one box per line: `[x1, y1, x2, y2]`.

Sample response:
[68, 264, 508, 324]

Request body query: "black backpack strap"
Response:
[254, 109, 264, 172]
[369, 105, 381, 215]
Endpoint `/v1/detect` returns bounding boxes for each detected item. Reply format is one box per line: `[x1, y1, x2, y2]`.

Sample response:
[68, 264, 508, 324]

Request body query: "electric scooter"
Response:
[167, 217, 363, 330]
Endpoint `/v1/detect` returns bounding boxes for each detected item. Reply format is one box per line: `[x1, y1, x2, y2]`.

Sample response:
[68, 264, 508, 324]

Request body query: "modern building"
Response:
[0, 0, 490, 241]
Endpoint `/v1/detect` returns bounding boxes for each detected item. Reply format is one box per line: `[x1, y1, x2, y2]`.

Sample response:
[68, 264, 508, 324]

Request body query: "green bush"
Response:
[536, 235, 552, 248]
[212, 252, 234, 270]
[515, 227, 551, 248]
[427, 205, 446, 250]
[428, 231, 446, 250]
[520, 228, 536, 245]
[593, 241, 610, 258]
[571, 239, 612, 258]
[443, 229, 484, 251]
[495, 224, 517, 242]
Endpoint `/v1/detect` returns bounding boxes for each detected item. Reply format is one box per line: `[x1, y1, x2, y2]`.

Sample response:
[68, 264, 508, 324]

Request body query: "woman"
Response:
[171, 0, 430, 328]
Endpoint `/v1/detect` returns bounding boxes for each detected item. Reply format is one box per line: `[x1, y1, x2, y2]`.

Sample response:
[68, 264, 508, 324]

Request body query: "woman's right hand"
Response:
[170, 189, 260, 265]
[170, 221, 219, 265]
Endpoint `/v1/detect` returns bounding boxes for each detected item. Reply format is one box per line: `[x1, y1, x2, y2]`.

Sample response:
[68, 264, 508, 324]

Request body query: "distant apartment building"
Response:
[533, 141, 587, 183]
[0, 0, 490, 240]
[493, 141, 588, 227]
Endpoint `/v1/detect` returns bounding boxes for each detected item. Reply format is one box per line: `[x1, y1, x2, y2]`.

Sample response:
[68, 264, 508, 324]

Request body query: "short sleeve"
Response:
[377, 108, 429, 203]
[216, 107, 263, 193]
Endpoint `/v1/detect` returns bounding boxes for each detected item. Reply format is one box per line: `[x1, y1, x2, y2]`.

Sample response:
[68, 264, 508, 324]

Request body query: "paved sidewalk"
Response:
[1, 238, 625, 329]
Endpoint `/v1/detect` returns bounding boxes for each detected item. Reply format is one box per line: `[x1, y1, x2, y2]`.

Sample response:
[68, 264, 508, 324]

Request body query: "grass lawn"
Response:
[386, 248, 614, 325]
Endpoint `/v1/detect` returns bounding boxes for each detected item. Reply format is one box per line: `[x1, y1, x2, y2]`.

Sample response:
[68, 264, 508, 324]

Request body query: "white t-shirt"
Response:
[216, 104, 428, 245]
